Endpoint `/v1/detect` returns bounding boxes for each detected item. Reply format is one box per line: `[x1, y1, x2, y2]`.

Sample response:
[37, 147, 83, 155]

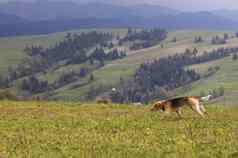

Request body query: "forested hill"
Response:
[0, 28, 167, 99]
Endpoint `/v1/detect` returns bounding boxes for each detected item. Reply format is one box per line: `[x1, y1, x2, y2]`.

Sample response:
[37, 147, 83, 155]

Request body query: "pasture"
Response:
[0, 101, 237, 158]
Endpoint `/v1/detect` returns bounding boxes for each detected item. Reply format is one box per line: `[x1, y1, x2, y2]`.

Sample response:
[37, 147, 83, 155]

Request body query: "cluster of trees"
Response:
[5, 31, 128, 94]
[107, 46, 238, 103]
[20, 67, 94, 95]
[211, 34, 228, 45]
[233, 53, 238, 61]
[120, 28, 167, 50]
[211, 86, 225, 98]
[0, 75, 9, 88]
[25, 32, 114, 64]
[89, 48, 126, 66]
[8, 32, 113, 81]
[236, 32, 238, 38]
[204, 66, 220, 78]
[172, 37, 177, 43]
[21, 76, 49, 93]
[53, 68, 91, 89]
[194, 36, 203, 43]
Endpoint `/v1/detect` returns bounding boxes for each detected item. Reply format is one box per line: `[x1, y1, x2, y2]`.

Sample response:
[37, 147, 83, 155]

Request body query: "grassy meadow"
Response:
[0, 101, 237, 158]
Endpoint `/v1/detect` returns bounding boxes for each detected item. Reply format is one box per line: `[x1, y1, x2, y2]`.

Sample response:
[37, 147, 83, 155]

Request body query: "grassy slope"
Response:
[54, 30, 238, 99]
[175, 56, 238, 105]
[1, 29, 238, 101]
[0, 101, 238, 158]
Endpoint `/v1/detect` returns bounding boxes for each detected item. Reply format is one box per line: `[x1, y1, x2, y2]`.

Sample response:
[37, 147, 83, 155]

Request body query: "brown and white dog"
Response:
[151, 96, 209, 118]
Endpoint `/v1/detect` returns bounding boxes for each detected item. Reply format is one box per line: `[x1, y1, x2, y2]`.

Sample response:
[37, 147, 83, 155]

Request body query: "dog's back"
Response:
[169, 96, 200, 108]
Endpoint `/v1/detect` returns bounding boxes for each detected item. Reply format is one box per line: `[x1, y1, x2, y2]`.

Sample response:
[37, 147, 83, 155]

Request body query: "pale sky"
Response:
[0, 0, 237, 11]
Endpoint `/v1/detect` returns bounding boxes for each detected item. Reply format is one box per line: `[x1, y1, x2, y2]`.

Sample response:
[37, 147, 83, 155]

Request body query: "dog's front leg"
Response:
[200, 103, 208, 115]
[192, 104, 205, 118]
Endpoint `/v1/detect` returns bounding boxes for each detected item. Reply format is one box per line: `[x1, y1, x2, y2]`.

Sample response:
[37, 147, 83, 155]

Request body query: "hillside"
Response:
[0, 101, 237, 157]
[0, 28, 127, 74]
[51, 30, 238, 101]
[1, 29, 238, 103]
[175, 56, 238, 105]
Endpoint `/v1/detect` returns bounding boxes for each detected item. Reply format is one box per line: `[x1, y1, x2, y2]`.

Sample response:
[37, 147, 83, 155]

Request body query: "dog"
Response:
[151, 96, 209, 118]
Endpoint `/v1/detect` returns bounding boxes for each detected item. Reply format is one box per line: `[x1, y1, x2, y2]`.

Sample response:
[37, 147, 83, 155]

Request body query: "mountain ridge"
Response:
[0, 1, 179, 21]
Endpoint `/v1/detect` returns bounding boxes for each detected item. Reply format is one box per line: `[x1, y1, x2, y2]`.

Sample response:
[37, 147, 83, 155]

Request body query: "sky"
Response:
[0, 0, 238, 11]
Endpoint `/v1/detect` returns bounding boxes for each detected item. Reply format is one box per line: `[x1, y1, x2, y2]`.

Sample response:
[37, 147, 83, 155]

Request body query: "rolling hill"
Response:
[50, 30, 238, 102]
[1, 28, 238, 104]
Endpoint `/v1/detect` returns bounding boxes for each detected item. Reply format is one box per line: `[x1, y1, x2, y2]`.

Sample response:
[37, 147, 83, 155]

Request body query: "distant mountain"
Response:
[0, 1, 179, 21]
[0, 12, 237, 37]
[211, 9, 238, 22]
[0, 13, 26, 25]
[0, 1, 238, 37]
[156, 12, 238, 29]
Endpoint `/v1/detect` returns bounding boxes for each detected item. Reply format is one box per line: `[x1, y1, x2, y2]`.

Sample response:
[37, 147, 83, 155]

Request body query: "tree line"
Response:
[120, 28, 167, 50]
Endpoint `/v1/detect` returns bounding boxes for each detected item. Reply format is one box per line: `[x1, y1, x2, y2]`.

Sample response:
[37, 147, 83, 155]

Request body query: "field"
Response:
[0, 101, 237, 158]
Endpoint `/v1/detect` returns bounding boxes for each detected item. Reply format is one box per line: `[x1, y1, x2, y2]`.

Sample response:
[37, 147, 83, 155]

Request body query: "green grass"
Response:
[0, 101, 237, 158]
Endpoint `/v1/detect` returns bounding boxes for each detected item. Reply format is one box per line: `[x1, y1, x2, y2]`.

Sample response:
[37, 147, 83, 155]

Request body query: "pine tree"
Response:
[233, 53, 238, 61]
[89, 74, 94, 81]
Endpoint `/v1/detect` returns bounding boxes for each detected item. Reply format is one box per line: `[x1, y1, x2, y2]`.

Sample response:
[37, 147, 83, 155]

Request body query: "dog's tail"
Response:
[200, 95, 212, 102]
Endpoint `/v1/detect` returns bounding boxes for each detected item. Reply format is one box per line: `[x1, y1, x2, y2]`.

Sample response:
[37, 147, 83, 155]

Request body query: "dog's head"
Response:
[151, 100, 165, 112]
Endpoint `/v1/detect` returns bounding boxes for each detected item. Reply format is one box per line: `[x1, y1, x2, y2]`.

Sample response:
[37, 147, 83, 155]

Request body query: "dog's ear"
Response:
[150, 103, 157, 112]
